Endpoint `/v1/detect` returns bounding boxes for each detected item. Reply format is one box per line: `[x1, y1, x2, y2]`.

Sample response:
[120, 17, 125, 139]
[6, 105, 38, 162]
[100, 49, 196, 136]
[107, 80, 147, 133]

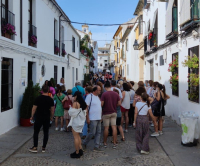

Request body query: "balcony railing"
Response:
[28, 23, 37, 47]
[54, 39, 59, 55]
[1, 6, 15, 40]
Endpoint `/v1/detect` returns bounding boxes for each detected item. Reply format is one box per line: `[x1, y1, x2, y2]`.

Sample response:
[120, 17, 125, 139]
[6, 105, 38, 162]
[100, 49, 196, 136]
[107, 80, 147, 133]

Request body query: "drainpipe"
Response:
[59, 13, 63, 56]
[178, 0, 182, 50]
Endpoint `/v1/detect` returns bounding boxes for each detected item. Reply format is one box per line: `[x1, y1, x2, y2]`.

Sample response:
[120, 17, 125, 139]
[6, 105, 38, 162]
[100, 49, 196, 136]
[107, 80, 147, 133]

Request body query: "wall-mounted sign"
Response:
[21, 66, 26, 78]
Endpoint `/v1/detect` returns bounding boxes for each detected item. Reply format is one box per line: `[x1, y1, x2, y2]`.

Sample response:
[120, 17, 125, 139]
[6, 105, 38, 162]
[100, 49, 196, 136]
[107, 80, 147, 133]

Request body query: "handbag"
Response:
[63, 95, 72, 110]
[151, 98, 160, 111]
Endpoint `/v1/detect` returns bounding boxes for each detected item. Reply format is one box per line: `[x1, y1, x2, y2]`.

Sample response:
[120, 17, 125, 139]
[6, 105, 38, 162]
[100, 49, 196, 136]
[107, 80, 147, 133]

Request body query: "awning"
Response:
[165, 0, 174, 36]
[150, 9, 158, 31]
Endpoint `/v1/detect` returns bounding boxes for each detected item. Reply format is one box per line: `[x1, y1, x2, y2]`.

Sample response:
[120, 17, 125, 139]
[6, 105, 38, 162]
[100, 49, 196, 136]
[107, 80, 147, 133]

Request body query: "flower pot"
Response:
[4, 33, 11, 39]
[30, 43, 35, 47]
[20, 118, 33, 127]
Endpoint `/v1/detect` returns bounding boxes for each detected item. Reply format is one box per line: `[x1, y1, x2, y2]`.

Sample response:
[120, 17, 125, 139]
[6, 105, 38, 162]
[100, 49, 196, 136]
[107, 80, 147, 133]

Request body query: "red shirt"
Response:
[101, 91, 120, 115]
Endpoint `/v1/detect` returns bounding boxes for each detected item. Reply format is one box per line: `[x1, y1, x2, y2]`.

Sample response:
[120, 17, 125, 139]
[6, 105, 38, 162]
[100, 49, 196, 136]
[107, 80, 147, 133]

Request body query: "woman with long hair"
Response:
[68, 91, 87, 158]
[121, 83, 131, 132]
[133, 93, 154, 154]
[53, 86, 65, 131]
[151, 84, 168, 137]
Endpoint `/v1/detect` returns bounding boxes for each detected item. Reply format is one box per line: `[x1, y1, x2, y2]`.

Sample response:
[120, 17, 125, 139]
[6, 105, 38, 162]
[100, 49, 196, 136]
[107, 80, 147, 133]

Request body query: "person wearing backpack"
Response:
[53, 86, 65, 131]
[62, 89, 73, 132]
[133, 93, 154, 155]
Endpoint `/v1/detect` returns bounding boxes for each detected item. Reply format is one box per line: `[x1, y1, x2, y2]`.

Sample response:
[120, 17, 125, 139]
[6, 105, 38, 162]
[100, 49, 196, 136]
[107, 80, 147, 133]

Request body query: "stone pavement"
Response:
[0, 117, 199, 166]
[152, 116, 200, 166]
[1, 123, 173, 166]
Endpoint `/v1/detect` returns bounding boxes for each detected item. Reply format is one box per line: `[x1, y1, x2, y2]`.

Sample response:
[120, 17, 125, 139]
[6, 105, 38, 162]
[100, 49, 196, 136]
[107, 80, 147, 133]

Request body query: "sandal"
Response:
[103, 143, 107, 148]
[111, 140, 118, 144]
[121, 137, 125, 141]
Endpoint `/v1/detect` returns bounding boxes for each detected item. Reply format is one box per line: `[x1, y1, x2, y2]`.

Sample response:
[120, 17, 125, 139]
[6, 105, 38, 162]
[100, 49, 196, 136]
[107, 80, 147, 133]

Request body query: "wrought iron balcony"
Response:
[54, 39, 59, 55]
[28, 23, 37, 47]
[1, 6, 15, 40]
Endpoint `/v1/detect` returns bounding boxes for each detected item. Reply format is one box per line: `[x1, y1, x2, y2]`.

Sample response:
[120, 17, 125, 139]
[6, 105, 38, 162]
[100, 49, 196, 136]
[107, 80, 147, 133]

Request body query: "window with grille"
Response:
[76, 68, 78, 80]
[72, 37, 75, 52]
[62, 67, 64, 78]
[1, 57, 13, 112]
[160, 55, 164, 66]
[172, 53, 179, 96]
[188, 46, 199, 103]
[54, 66, 57, 84]
[139, 15, 143, 34]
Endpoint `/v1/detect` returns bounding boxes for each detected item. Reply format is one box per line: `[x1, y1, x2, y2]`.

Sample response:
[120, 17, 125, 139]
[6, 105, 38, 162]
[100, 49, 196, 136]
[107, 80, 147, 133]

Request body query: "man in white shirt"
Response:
[82, 86, 102, 152]
[111, 80, 123, 99]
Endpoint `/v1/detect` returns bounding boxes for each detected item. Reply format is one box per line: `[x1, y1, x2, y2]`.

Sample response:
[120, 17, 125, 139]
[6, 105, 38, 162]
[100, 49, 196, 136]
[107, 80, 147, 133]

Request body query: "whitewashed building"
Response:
[0, 0, 87, 135]
[143, 0, 200, 125]
[98, 45, 110, 72]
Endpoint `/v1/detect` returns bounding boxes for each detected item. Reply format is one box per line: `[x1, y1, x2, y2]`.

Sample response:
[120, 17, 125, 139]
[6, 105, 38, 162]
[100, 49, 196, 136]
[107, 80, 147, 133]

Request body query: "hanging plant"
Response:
[169, 74, 179, 92]
[182, 54, 199, 68]
[62, 49, 67, 57]
[188, 91, 199, 100]
[2, 23, 16, 35]
[168, 56, 178, 72]
[29, 35, 37, 44]
[54, 46, 59, 54]
[187, 73, 199, 87]
[148, 32, 153, 40]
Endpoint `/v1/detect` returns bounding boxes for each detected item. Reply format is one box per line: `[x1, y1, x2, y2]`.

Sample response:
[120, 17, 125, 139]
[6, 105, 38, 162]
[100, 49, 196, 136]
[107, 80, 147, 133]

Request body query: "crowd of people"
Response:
[28, 74, 170, 158]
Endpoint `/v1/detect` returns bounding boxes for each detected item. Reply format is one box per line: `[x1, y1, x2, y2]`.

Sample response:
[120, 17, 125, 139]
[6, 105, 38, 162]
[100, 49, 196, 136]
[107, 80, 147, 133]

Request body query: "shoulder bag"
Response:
[63, 95, 72, 110]
[138, 104, 147, 114]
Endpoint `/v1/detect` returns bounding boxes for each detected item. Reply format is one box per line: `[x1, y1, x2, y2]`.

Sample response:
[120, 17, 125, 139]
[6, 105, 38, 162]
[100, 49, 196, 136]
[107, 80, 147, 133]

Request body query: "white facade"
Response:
[98, 45, 110, 72]
[143, 0, 200, 126]
[0, 0, 87, 135]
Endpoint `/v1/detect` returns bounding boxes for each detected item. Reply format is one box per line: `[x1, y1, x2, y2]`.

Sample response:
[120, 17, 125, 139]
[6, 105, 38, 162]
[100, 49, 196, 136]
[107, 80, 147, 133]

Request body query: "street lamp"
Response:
[133, 39, 139, 50]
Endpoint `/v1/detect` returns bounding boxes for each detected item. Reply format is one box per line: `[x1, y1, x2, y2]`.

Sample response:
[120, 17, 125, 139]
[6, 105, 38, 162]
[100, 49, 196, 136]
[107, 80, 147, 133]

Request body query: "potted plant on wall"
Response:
[62, 49, 67, 57]
[20, 81, 40, 126]
[2, 23, 16, 39]
[54, 46, 59, 55]
[182, 54, 199, 102]
[168, 57, 178, 72]
[169, 74, 179, 93]
[29, 35, 37, 47]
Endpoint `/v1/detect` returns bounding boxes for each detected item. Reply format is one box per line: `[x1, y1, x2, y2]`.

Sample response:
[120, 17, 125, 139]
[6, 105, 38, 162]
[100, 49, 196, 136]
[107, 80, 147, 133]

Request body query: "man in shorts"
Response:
[101, 81, 121, 149]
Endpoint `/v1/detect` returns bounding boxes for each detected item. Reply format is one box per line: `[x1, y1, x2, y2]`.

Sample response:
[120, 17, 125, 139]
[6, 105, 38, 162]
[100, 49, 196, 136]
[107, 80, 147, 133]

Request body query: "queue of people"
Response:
[28, 76, 170, 159]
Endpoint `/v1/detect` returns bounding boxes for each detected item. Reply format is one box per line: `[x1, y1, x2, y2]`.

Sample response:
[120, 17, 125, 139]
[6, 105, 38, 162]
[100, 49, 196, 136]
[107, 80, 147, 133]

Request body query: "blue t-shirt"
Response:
[72, 85, 85, 97]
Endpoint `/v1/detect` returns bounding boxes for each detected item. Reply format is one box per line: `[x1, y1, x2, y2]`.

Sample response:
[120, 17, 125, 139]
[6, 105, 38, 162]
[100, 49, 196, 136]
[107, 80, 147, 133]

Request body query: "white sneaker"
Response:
[60, 128, 65, 131]
[151, 132, 159, 137]
[125, 129, 128, 133]
[55, 127, 59, 131]
[159, 131, 163, 135]
[141, 150, 149, 155]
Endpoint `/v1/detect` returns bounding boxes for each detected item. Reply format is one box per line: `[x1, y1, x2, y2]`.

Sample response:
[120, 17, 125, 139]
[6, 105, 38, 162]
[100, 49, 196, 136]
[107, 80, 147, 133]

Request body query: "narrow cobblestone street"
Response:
[1, 123, 173, 166]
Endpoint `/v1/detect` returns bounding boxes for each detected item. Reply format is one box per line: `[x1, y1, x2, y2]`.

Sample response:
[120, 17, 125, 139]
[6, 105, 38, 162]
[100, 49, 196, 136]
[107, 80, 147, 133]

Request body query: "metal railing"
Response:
[54, 39, 59, 55]
[1, 6, 15, 26]
[29, 23, 37, 36]
[62, 43, 65, 51]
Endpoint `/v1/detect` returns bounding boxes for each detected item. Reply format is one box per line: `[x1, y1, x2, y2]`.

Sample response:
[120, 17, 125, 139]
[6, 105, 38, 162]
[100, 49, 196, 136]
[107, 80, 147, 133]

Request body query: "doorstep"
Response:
[0, 126, 33, 164]
[150, 116, 200, 166]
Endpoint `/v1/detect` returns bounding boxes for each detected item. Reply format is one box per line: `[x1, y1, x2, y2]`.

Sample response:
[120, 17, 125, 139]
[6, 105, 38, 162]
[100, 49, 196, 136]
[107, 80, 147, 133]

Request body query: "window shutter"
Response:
[150, 9, 158, 31]
[165, 0, 174, 36]
[180, 0, 191, 25]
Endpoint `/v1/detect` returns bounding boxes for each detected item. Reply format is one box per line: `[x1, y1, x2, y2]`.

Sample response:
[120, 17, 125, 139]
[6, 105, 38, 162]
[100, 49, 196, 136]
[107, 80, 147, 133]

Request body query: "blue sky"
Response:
[56, 0, 139, 47]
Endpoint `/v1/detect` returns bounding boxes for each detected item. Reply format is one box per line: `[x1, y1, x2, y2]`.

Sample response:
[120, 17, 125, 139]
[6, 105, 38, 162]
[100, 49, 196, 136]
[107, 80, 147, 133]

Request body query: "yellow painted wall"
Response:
[135, 26, 139, 40]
